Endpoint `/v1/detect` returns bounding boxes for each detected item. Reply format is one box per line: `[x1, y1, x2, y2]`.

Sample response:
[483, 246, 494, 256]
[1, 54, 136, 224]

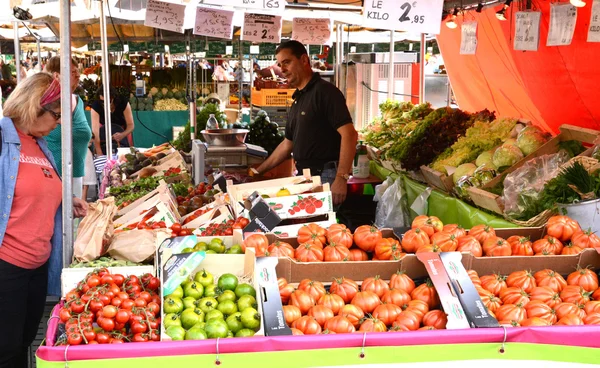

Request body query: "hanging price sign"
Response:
[207, 0, 284, 13]
[460, 21, 477, 55]
[547, 3, 577, 46]
[588, 0, 600, 42]
[144, 0, 186, 34]
[514, 11, 541, 51]
[241, 13, 282, 44]
[362, 0, 444, 35]
[292, 18, 332, 45]
[193, 6, 234, 39]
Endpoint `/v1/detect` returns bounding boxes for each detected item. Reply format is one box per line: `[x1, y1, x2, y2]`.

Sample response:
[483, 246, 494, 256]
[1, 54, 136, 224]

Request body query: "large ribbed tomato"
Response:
[571, 229, 600, 249]
[242, 233, 269, 257]
[401, 228, 430, 253]
[467, 269, 482, 287]
[567, 268, 599, 292]
[422, 310, 447, 329]
[338, 304, 365, 328]
[532, 236, 564, 255]
[389, 271, 416, 294]
[533, 269, 567, 292]
[593, 288, 600, 301]
[361, 276, 390, 298]
[326, 224, 353, 249]
[324, 315, 356, 334]
[307, 305, 334, 327]
[442, 224, 467, 239]
[584, 301, 600, 315]
[372, 303, 403, 326]
[392, 310, 421, 331]
[411, 215, 443, 237]
[292, 316, 322, 334]
[556, 313, 584, 326]
[457, 236, 483, 257]
[403, 299, 430, 319]
[506, 270, 537, 293]
[415, 244, 442, 253]
[289, 289, 316, 314]
[507, 236, 534, 256]
[358, 317, 387, 332]
[560, 285, 592, 305]
[480, 273, 508, 296]
[480, 293, 503, 313]
[546, 215, 581, 242]
[317, 293, 345, 315]
[353, 225, 383, 252]
[329, 277, 359, 303]
[280, 284, 295, 304]
[278, 277, 288, 289]
[554, 302, 580, 320]
[282, 305, 302, 325]
[499, 287, 530, 306]
[529, 286, 562, 308]
[298, 279, 326, 301]
[374, 238, 404, 260]
[411, 279, 439, 309]
[583, 312, 600, 325]
[381, 288, 411, 307]
[520, 317, 550, 326]
[524, 300, 557, 324]
[323, 242, 351, 262]
[482, 237, 511, 257]
[351, 291, 381, 314]
[469, 225, 496, 245]
[297, 223, 327, 247]
[290, 328, 304, 335]
[495, 303, 527, 324]
[295, 243, 324, 262]
[266, 241, 295, 258]
[430, 232, 458, 252]
[347, 248, 369, 261]
[561, 243, 585, 255]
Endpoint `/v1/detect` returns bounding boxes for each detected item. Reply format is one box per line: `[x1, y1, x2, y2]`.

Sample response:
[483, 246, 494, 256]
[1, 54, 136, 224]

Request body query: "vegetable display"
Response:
[108, 176, 164, 207]
[69, 257, 144, 268]
[245, 110, 284, 155]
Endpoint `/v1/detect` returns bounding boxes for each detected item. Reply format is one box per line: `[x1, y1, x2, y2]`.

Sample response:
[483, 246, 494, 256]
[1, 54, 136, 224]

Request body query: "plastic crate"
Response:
[251, 88, 294, 107]
[252, 105, 288, 126]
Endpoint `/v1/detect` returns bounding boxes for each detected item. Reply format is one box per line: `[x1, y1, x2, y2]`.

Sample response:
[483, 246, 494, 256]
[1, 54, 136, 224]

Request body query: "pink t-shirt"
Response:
[0, 130, 62, 269]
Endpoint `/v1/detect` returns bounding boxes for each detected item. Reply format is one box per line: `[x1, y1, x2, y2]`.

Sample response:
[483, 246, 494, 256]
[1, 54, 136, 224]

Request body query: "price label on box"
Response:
[209, 0, 284, 13]
[194, 6, 234, 39]
[292, 18, 332, 45]
[514, 11, 541, 51]
[144, 0, 185, 34]
[242, 13, 282, 43]
[362, 0, 444, 35]
[547, 3, 577, 46]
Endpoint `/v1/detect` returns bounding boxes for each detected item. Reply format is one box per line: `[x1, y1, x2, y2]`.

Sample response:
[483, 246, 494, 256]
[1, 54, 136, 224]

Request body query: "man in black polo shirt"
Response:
[255, 40, 358, 205]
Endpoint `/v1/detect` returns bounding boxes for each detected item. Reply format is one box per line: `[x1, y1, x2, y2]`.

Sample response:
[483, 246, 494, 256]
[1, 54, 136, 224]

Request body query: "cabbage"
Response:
[517, 129, 548, 155]
[473, 165, 496, 186]
[493, 145, 524, 170]
[452, 163, 477, 184]
[476, 151, 496, 169]
[503, 138, 518, 147]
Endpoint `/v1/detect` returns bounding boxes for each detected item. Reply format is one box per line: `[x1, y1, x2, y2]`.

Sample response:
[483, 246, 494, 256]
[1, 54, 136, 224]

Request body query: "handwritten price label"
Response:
[514, 11, 541, 51]
[207, 0, 284, 13]
[362, 0, 444, 34]
[547, 3, 577, 46]
[144, 0, 185, 34]
[292, 18, 332, 45]
[460, 21, 477, 55]
[241, 13, 282, 44]
[194, 6, 234, 39]
[587, 0, 600, 42]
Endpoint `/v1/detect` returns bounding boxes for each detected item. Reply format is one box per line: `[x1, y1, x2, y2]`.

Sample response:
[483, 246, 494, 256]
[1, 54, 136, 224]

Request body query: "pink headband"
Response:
[40, 78, 61, 107]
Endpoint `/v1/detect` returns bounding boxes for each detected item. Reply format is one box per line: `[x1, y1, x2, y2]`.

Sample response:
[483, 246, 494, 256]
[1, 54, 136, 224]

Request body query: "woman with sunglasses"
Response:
[0, 73, 88, 368]
[44, 56, 92, 200]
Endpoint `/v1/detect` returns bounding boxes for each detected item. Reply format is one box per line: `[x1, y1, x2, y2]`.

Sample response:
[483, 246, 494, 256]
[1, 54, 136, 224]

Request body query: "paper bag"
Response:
[73, 197, 118, 262]
[107, 229, 171, 263]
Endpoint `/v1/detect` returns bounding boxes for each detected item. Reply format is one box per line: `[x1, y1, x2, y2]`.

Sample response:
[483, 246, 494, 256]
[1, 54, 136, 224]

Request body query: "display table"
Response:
[84, 111, 189, 148]
[371, 162, 516, 229]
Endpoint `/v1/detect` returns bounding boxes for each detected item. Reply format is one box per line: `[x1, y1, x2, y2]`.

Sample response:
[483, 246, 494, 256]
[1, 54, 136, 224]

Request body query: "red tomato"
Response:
[82, 329, 96, 343]
[101, 305, 118, 319]
[112, 274, 125, 286]
[170, 223, 182, 233]
[179, 229, 192, 236]
[96, 333, 110, 344]
[69, 299, 85, 314]
[132, 333, 149, 343]
[86, 275, 100, 288]
[98, 317, 115, 332]
[146, 302, 160, 316]
[115, 309, 131, 324]
[67, 333, 82, 345]
[89, 299, 104, 313]
[100, 274, 114, 285]
[130, 321, 148, 334]
[134, 298, 147, 308]
[59, 308, 72, 322]
[121, 299, 135, 310]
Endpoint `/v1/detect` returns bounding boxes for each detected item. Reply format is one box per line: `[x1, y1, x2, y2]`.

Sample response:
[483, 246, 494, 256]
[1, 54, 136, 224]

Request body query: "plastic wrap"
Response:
[374, 177, 409, 228]
[502, 150, 570, 218]
[593, 145, 600, 161]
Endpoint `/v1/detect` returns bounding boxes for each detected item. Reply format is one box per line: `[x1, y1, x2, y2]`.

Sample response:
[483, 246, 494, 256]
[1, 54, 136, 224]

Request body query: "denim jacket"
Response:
[0, 117, 63, 296]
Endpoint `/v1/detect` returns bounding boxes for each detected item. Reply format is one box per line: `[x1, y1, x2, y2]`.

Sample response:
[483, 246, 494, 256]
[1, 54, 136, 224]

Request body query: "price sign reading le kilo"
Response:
[242, 13, 282, 43]
[362, 0, 444, 35]
[144, 0, 186, 34]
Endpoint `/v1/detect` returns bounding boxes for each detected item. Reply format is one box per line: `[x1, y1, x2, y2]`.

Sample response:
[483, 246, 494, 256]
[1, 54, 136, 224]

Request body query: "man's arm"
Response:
[331, 123, 358, 205]
[255, 138, 293, 175]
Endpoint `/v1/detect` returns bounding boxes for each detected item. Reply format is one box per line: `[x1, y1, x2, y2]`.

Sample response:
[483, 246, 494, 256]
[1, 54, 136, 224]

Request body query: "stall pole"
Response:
[36, 38, 42, 67]
[13, 22, 21, 84]
[99, 0, 113, 156]
[59, 0, 74, 267]
[239, 37, 243, 112]
[335, 24, 342, 89]
[186, 40, 196, 140]
[248, 57, 253, 121]
[388, 30, 394, 100]
[419, 33, 426, 104]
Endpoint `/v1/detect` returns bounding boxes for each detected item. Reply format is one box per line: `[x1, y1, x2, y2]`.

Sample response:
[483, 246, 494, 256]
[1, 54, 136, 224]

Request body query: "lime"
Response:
[235, 283, 257, 299]
[218, 273, 239, 292]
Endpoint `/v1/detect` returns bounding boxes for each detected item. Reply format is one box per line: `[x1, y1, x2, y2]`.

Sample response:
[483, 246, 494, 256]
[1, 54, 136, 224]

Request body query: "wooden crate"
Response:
[420, 165, 455, 193]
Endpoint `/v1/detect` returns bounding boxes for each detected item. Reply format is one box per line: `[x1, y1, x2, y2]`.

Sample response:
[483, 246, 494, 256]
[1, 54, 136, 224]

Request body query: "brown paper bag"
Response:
[107, 229, 170, 263]
[73, 197, 117, 262]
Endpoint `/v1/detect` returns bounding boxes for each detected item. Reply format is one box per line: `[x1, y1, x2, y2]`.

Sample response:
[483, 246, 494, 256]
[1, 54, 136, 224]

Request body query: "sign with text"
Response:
[547, 3, 577, 46]
[194, 6, 234, 39]
[514, 11, 541, 51]
[144, 0, 186, 34]
[460, 21, 477, 55]
[292, 18, 332, 45]
[362, 0, 444, 35]
[588, 0, 600, 42]
[242, 13, 282, 44]
[211, 0, 284, 12]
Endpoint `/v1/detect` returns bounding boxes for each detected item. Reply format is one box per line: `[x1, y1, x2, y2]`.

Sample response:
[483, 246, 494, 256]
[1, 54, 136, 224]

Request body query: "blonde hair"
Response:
[45, 56, 78, 74]
[3, 73, 61, 131]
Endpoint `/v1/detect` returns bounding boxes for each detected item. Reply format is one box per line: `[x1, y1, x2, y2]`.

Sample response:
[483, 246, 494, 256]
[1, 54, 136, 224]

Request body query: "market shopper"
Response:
[90, 85, 135, 155]
[0, 73, 88, 368]
[45, 56, 92, 199]
[254, 40, 358, 206]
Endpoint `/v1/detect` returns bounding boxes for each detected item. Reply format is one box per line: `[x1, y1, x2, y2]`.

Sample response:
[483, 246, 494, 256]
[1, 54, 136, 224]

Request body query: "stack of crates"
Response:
[251, 88, 295, 127]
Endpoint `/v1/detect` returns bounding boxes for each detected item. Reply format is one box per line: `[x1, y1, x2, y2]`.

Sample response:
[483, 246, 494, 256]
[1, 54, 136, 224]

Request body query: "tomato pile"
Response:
[198, 217, 250, 237]
[278, 274, 446, 334]
[56, 269, 162, 345]
[474, 268, 600, 326]
[176, 182, 220, 216]
[164, 167, 182, 177]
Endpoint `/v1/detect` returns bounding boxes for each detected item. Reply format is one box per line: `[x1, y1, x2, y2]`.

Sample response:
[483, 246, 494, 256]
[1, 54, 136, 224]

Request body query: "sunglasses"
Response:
[42, 106, 61, 121]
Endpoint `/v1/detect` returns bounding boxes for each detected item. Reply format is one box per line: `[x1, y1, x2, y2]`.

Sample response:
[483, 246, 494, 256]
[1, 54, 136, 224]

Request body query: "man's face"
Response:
[276, 49, 307, 88]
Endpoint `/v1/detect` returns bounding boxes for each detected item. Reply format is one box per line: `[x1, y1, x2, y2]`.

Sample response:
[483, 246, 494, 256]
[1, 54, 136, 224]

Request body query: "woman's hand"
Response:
[73, 198, 88, 218]
[112, 132, 125, 142]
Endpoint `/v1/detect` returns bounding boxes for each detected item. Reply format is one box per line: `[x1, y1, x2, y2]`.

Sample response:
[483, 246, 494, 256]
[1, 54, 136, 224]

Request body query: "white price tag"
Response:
[292, 18, 332, 46]
[588, 0, 600, 42]
[241, 13, 282, 43]
[193, 6, 234, 39]
[362, 0, 444, 35]
[514, 11, 541, 51]
[144, 0, 186, 34]
[208, 0, 284, 13]
[547, 3, 577, 46]
[460, 21, 477, 55]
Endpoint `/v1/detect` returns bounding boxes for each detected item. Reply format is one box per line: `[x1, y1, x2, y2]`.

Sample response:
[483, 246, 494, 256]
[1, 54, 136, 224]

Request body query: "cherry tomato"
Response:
[130, 321, 148, 334]
[134, 298, 147, 308]
[98, 317, 115, 332]
[97, 294, 111, 306]
[101, 305, 118, 319]
[112, 274, 125, 286]
[150, 330, 160, 342]
[126, 275, 139, 286]
[137, 222, 146, 230]
[59, 308, 72, 322]
[146, 277, 160, 291]
[96, 333, 110, 344]
[111, 297, 123, 308]
[80, 311, 94, 323]
[121, 299, 135, 310]
[132, 333, 149, 343]
[146, 302, 160, 316]
[109, 283, 120, 295]
[100, 274, 114, 285]
[87, 340, 99, 345]
[86, 275, 100, 288]
[82, 330, 96, 343]
[67, 333, 82, 345]
[109, 338, 124, 344]
[114, 321, 126, 331]
[178, 229, 192, 236]
[150, 294, 161, 305]
[139, 291, 152, 303]
[116, 292, 129, 300]
[115, 309, 130, 324]
[89, 299, 104, 313]
[65, 290, 80, 302]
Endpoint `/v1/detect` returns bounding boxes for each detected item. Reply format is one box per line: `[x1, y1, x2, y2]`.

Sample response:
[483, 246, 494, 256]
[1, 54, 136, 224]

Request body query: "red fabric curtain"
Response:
[437, 4, 600, 133]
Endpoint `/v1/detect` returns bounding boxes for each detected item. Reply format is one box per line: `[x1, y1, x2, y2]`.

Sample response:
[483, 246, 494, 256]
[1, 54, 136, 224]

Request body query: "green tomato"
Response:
[235, 328, 255, 338]
[166, 285, 184, 299]
[225, 244, 244, 254]
[181, 278, 193, 289]
[198, 297, 219, 314]
[208, 239, 226, 254]
[165, 325, 186, 341]
[182, 296, 198, 310]
[194, 269, 214, 287]
[203, 284, 217, 297]
[235, 283, 257, 299]
[204, 318, 229, 339]
[226, 312, 244, 334]
[217, 300, 238, 317]
[227, 330, 234, 338]
[205, 250, 217, 254]
[218, 273, 239, 292]
[163, 296, 184, 314]
[237, 294, 257, 312]
[181, 247, 194, 254]
[163, 313, 182, 329]
[194, 242, 208, 252]
[217, 290, 237, 303]
[181, 308, 205, 329]
[194, 321, 206, 330]
[205, 309, 225, 321]
[185, 326, 208, 340]
[183, 281, 204, 299]
[240, 307, 261, 331]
